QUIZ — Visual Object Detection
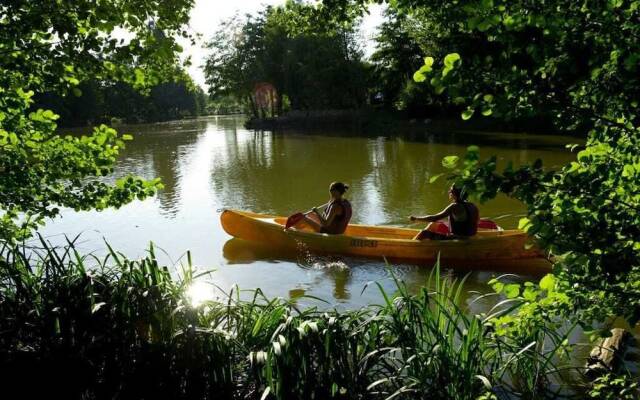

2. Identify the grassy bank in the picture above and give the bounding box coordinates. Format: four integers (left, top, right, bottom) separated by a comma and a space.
0, 238, 625, 399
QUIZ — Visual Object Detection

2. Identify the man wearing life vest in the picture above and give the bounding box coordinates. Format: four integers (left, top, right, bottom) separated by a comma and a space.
409, 184, 479, 240
304, 182, 353, 234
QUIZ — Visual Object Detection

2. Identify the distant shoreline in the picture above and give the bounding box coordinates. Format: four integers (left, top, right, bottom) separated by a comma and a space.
244, 108, 576, 137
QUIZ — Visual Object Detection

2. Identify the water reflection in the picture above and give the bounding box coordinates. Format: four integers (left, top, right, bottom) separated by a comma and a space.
204, 124, 574, 228
40, 117, 635, 388
187, 281, 213, 307
44, 115, 577, 308
223, 238, 353, 301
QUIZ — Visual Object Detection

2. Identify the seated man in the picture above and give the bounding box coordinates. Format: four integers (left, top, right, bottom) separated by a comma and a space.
303, 182, 352, 234
409, 185, 479, 240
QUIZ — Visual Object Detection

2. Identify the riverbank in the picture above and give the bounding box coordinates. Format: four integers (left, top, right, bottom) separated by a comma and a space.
245, 108, 564, 136
1, 240, 617, 400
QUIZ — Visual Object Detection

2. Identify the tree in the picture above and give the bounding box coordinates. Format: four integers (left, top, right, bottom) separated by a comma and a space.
322, 0, 640, 324
0, 0, 195, 240
369, 8, 433, 113
34, 71, 206, 126
395, 0, 640, 324
204, 1, 369, 118
204, 13, 267, 117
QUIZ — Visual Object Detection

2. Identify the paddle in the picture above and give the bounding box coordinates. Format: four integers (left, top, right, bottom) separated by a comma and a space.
284, 202, 330, 230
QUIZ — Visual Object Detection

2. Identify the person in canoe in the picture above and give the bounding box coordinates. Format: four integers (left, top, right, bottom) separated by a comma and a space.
409, 184, 479, 240
302, 182, 353, 234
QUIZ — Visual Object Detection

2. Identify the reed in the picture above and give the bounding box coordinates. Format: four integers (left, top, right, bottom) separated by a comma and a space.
0, 237, 577, 399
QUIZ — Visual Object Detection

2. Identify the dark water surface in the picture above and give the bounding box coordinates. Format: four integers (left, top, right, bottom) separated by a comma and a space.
41, 115, 578, 309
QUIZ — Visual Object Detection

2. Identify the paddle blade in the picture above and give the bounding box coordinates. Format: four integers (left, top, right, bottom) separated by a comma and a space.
285, 213, 305, 229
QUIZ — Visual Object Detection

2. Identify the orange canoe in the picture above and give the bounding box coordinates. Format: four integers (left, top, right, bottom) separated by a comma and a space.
220, 209, 551, 274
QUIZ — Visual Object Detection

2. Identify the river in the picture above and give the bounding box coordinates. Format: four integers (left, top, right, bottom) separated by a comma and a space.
39, 115, 580, 312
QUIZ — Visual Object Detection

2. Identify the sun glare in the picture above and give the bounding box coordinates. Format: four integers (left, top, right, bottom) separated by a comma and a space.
187, 281, 213, 307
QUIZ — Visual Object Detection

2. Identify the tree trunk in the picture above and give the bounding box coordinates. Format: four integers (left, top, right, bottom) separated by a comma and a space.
247, 94, 258, 119
585, 328, 633, 379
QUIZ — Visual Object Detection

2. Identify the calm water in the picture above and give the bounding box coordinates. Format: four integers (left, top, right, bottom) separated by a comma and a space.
40, 115, 578, 311
38, 115, 640, 388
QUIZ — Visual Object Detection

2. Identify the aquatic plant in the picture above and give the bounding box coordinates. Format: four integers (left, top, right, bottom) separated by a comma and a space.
0, 238, 585, 399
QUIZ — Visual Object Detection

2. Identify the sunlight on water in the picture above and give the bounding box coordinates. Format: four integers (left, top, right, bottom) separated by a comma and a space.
311, 260, 350, 271
36, 115, 624, 383
187, 281, 214, 307
41, 115, 578, 308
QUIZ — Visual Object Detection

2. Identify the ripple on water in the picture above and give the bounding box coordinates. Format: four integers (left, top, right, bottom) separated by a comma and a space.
310, 260, 351, 271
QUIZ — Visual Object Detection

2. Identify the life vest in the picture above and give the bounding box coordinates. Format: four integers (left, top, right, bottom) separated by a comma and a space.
449, 202, 479, 236
321, 199, 352, 234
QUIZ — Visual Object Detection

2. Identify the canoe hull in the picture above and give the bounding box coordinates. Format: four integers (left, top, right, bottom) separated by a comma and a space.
220, 209, 551, 273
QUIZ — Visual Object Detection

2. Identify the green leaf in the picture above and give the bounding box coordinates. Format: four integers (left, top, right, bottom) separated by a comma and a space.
423, 56, 434, 68
622, 164, 635, 178
413, 70, 427, 82
92, 302, 107, 313
539, 274, 556, 292
429, 173, 444, 183
453, 96, 466, 105
444, 53, 461, 68
518, 217, 531, 230
481, 0, 494, 8
442, 155, 460, 169
504, 284, 520, 299
461, 109, 474, 120
523, 287, 538, 301
134, 68, 146, 86
478, 19, 493, 31
491, 281, 504, 294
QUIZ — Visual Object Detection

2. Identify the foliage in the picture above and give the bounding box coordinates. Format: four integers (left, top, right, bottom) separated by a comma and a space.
207, 95, 245, 115
323, 0, 640, 325
204, 13, 266, 117
331, 0, 640, 130
588, 373, 639, 400
438, 121, 640, 325
322, 10, 639, 400
0, 240, 577, 399
35, 76, 208, 127
486, 273, 575, 397
369, 8, 424, 110
369, 6, 467, 117
204, 1, 369, 118
0, 0, 195, 241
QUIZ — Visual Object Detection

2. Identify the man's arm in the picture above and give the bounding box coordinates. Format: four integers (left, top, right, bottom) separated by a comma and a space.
410, 204, 454, 222
312, 204, 341, 227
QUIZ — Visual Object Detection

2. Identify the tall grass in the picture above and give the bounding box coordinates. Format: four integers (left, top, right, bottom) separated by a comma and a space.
0, 237, 577, 399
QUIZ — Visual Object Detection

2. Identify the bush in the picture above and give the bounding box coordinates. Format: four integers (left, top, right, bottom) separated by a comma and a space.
0, 239, 596, 399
